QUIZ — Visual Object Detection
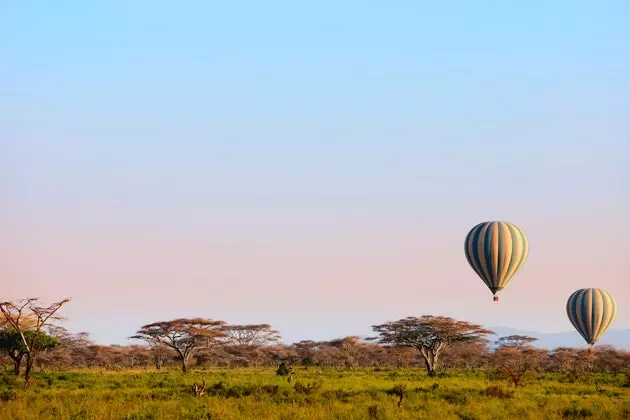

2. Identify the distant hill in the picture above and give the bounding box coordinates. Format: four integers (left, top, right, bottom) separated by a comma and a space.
489, 327, 630, 350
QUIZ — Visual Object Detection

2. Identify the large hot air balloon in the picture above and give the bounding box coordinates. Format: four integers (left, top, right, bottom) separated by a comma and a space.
566, 288, 617, 348
464, 221, 529, 302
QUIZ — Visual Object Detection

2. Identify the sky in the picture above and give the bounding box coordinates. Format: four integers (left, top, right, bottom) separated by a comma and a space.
1, 1, 628, 345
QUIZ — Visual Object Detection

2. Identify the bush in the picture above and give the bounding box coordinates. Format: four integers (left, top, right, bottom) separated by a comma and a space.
442, 391, 468, 405
276, 362, 290, 376
562, 402, 594, 419
0, 390, 17, 402
321, 389, 356, 402
261, 384, 280, 395
386, 383, 406, 397
367, 404, 381, 419
485, 386, 514, 399
293, 381, 321, 395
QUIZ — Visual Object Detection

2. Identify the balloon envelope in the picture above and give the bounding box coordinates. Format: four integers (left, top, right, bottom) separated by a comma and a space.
464, 221, 529, 299
566, 288, 617, 346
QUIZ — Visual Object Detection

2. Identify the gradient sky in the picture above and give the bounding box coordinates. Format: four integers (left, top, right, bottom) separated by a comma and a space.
1, 1, 628, 345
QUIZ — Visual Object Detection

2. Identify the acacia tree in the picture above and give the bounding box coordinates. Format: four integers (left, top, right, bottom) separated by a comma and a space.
370, 316, 494, 375
127, 326, 169, 370
493, 335, 547, 387
441, 341, 491, 370
497, 335, 538, 349
325, 336, 366, 369
0, 329, 58, 374
131, 318, 227, 373
220, 324, 281, 346
0, 298, 71, 385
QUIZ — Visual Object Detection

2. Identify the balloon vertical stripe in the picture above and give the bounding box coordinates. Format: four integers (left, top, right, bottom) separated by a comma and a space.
464, 221, 529, 297
566, 288, 617, 345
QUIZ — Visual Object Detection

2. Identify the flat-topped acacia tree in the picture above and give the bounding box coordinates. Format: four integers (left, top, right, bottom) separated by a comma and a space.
219, 324, 282, 346
370, 315, 494, 375
132, 318, 227, 372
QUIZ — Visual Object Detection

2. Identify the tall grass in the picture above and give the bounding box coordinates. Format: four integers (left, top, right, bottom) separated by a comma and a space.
0, 368, 628, 419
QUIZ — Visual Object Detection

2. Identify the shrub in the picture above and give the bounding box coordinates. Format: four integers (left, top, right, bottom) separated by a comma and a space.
442, 391, 468, 405
211, 381, 225, 391
485, 386, 514, 399
293, 381, 321, 395
387, 383, 406, 396
321, 389, 356, 402
562, 402, 594, 419
262, 384, 280, 395
276, 362, 290, 376
367, 404, 381, 419
0, 390, 17, 402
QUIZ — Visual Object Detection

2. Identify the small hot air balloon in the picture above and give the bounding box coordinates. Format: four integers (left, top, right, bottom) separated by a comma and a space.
566, 288, 617, 348
464, 221, 529, 302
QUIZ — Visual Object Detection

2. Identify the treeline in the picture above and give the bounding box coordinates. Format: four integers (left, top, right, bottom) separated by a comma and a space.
1, 298, 629, 388
4, 329, 628, 376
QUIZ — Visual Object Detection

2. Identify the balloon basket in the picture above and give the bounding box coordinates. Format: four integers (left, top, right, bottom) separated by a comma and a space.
493, 296, 499, 302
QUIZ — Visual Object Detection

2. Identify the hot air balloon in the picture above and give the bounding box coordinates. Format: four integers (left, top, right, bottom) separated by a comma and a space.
566, 288, 617, 348
464, 221, 529, 302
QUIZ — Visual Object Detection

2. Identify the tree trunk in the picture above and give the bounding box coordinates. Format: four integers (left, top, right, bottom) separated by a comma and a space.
24, 353, 35, 385
420, 344, 445, 376
13, 357, 21, 375
154, 355, 163, 369
420, 348, 437, 375
9, 352, 24, 375
423, 358, 435, 376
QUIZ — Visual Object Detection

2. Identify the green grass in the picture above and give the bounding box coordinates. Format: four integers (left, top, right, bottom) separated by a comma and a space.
0, 368, 628, 419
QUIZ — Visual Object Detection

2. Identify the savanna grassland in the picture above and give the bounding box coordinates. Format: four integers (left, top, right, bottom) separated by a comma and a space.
1, 368, 629, 420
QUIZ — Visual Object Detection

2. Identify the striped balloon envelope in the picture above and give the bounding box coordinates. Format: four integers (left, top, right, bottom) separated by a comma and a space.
464, 221, 529, 302
566, 288, 617, 347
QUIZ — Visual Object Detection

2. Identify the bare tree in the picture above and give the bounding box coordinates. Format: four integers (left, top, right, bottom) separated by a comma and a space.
548, 347, 578, 373
370, 316, 494, 375
325, 336, 366, 369
220, 324, 281, 346
131, 318, 227, 372
493, 335, 547, 387
0, 297, 71, 385
441, 341, 491, 370
128, 325, 169, 370
593, 345, 629, 375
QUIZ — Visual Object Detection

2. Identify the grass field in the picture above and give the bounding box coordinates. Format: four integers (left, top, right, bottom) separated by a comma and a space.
1, 368, 629, 419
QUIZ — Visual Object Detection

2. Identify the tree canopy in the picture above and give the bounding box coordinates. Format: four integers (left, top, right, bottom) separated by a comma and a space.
131, 318, 227, 372
370, 316, 494, 374
0, 329, 59, 374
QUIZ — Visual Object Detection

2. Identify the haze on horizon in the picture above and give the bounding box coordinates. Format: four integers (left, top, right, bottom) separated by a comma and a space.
1, 1, 628, 346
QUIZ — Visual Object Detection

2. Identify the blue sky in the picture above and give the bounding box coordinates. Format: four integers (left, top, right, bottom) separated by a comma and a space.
1, 1, 628, 345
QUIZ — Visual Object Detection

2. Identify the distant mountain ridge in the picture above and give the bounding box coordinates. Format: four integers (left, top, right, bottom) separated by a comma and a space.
488, 327, 630, 350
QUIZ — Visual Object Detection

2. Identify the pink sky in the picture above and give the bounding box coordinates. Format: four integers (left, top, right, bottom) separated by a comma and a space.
1, 0, 628, 345
3, 200, 628, 344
